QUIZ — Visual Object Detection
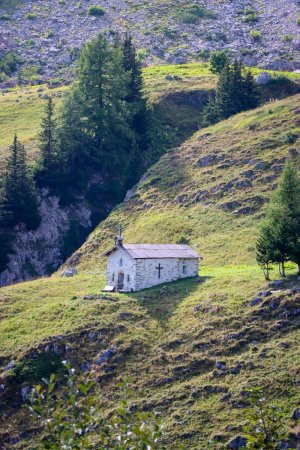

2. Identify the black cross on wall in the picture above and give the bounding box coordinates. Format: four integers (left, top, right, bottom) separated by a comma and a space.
156, 263, 163, 279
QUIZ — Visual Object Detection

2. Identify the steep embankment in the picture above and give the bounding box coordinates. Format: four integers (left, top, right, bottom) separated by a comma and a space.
1, 95, 300, 449
1, 0, 300, 85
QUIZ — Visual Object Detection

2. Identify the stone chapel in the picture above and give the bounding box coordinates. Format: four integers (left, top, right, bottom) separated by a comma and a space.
102, 228, 201, 292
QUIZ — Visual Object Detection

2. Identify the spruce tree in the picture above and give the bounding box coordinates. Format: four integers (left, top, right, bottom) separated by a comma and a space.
202, 61, 260, 125
256, 161, 300, 278
1, 135, 40, 229
122, 33, 150, 157
38, 97, 57, 171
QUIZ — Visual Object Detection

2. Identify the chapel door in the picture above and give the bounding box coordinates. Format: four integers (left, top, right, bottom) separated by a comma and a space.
117, 272, 124, 291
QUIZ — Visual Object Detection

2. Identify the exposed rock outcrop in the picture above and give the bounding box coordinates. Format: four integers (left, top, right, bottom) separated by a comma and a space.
0, 189, 91, 286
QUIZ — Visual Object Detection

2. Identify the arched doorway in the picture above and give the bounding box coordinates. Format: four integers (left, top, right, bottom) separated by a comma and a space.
117, 272, 124, 291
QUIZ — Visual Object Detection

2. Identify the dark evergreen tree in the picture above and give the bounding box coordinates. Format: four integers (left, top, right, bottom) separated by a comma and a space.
0, 135, 40, 229
256, 161, 300, 278
122, 32, 150, 158
35, 97, 61, 186
202, 61, 260, 125
209, 50, 230, 75
58, 34, 133, 187
38, 97, 57, 170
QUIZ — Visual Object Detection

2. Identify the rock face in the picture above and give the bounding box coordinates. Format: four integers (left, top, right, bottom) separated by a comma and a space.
0, 189, 91, 287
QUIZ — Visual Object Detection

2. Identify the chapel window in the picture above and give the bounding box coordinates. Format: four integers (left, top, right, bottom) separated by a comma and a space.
119, 258, 123, 266
127, 275, 130, 282
182, 265, 187, 274
112, 273, 115, 282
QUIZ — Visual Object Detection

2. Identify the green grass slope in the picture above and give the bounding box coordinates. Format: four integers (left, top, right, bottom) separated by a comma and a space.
71, 94, 300, 269
1, 93, 300, 448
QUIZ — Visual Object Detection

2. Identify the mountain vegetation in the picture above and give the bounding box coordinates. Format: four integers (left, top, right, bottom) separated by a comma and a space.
1, 92, 300, 449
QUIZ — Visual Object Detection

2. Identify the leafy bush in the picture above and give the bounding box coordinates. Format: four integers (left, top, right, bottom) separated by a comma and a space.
176, 4, 216, 24
14, 352, 65, 383
0, 14, 11, 20
88, 5, 106, 16
29, 366, 164, 449
243, 12, 258, 23
26, 12, 37, 20
243, 387, 288, 449
283, 131, 298, 144
250, 29, 262, 40
0, 51, 21, 77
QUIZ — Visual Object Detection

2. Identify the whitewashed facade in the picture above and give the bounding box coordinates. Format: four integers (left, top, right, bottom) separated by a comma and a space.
103, 235, 200, 292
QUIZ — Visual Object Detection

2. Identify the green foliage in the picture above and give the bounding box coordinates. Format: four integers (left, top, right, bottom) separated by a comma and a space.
0, 135, 40, 230
26, 12, 37, 19
250, 30, 262, 40
29, 365, 164, 449
14, 351, 65, 383
243, 387, 288, 449
88, 5, 106, 16
202, 60, 260, 125
176, 4, 216, 24
35, 97, 61, 186
0, 51, 21, 77
256, 161, 300, 277
209, 50, 229, 75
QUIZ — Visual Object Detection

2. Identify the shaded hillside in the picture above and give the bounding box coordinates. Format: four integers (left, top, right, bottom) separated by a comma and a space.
1, 95, 300, 449
69, 94, 300, 270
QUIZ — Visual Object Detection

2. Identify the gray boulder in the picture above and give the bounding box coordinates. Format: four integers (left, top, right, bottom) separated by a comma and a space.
227, 436, 247, 449
61, 267, 78, 277
256, 72, 272, 85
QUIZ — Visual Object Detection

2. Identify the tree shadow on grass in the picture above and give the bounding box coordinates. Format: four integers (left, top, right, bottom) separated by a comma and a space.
128, 276, 212, 326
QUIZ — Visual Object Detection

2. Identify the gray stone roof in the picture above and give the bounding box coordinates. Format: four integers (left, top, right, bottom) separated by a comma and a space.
103, 244, 201, 259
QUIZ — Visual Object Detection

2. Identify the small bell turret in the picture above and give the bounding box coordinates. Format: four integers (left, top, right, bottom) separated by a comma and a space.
115, 225, 124, 246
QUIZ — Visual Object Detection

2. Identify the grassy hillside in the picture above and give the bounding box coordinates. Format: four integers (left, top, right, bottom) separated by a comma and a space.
1, 63, 298, 169
71, 94, 300, 269
1, 94, 300, 449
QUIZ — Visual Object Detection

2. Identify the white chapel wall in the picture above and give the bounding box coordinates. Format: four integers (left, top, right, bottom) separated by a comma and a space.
135, 257, 199, 291
106, 247, 136, 291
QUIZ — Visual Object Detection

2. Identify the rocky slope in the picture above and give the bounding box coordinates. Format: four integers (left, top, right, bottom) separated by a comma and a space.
0, 0, 300, 85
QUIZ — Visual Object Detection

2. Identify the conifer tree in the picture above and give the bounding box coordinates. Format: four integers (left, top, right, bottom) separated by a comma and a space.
1, 135, 40, 229
38, 97, 57, 171
122, 32, 150, 155
202, 60, 260, 125
256, 161, 300, 278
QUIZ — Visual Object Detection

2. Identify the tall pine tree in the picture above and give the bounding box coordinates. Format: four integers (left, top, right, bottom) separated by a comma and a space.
1, 135, 40, 229
35, 97, 60, 186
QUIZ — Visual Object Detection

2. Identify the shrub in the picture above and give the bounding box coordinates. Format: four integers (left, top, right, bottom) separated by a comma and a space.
283, 131, 298, 144
26, 12, 37, 20
14, 352, 65, 383
29, 367, 164, 449
282, 34, 293, 42
250, 29, 262, 40
0, 14, 10, 21
244, 13, 258, 23
297, 13, 300, 26
176, 4, 216, 24
88, 5, 106, 16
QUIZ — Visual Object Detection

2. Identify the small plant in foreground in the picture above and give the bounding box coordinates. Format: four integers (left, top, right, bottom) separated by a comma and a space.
29, 363, 164, 449
243, 387, 288, 449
